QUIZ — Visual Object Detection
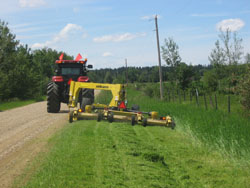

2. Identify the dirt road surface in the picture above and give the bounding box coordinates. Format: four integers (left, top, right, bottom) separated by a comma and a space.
0, 101, 68, 187
0, 90, 101, 187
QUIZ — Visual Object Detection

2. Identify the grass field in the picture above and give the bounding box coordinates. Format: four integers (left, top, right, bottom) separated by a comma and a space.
14, 86, 250, 187
15, 121, 250, 188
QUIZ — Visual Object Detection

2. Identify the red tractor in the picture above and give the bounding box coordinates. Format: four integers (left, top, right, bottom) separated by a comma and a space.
47, 53, 94, 113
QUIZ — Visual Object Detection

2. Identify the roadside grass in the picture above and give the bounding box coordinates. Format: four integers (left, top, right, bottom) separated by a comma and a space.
0, 96, 46, 111
0, 99, 35, 111
0, 95, 46, 112
127, 85, 250, 163
16, 121, 250, 188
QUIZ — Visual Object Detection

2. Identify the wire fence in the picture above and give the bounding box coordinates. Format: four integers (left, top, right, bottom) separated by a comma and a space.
164, 88, 241, 114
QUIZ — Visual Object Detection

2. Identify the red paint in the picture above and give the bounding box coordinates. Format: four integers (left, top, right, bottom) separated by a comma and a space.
77, 76, 89, 82
52, 76, 64, 82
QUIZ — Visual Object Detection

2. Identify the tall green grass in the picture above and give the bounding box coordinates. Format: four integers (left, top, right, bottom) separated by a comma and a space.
127, 86, 250, 163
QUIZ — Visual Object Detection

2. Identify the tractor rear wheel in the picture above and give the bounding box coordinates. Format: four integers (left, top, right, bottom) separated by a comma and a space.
47, 82, 61, 113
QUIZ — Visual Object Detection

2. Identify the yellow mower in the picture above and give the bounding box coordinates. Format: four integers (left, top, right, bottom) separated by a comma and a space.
68, 81, 175, 129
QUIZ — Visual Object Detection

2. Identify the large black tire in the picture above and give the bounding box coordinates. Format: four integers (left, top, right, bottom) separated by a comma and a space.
47, 82, 61, 113
142, 118, 147, 127
80, 89, 94, 111
108, 112, 114, 123
131, 115, 136, 126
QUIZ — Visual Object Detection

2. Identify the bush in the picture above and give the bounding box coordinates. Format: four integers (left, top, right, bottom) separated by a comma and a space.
143, 85, 154, 97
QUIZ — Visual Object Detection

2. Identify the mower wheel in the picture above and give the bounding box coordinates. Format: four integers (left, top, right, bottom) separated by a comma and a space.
97, 112, 103, 122
108, 112, 114, 123
171, 120, 176, 130
142, 118, 147, 127
131, 115, 136, 126
69, 111, 73, 123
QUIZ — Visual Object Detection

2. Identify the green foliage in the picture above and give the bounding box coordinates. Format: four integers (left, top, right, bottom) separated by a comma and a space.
104, 71, 113, 83
245, 53, 250, 64
161, 37, 181, 67
238, 65, 250, 114
203, 69, 218, 92
0, 20, 73, 101
176, 63, 195, 90
208, 40, 226, 66
0, 20, 19, 100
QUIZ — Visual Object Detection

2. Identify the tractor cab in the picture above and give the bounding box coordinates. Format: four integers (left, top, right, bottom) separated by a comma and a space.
47, 53, 94, 113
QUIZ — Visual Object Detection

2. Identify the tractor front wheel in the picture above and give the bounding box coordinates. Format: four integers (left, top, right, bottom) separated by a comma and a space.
47, 82, 61, 113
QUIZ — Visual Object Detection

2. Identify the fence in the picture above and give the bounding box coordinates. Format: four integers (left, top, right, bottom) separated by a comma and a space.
165, 88, 237, 114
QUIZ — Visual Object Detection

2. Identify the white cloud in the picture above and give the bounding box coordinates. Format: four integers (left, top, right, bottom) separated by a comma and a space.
93, 32, 146, 43
19, 0, 46, 8
32, 23, 86, 48
140, 14, 161, 20
216, 18, 245, 32
102, 52, 113, 57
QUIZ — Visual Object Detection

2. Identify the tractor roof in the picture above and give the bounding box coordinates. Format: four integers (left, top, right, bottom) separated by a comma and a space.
55, 60, 87, 64
55, 53, 87, 64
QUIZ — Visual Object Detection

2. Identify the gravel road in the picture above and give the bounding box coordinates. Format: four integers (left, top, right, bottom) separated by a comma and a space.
0, 90, 101, 187
0, 101, 69, 187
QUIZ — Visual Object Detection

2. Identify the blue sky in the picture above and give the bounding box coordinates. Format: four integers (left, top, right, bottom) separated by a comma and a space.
0, 0, 249, 68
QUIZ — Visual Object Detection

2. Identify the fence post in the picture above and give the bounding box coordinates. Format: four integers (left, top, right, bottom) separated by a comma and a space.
209, 95, 214, 108
215, 94, 218, 110
172, 90, 175, 102
228, 95, 231, 113
204, 94, 207, 110
178, 89, 181, 103
195, 88, 199, 107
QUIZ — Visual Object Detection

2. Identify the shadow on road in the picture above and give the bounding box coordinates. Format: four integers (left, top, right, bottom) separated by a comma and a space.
59, 110, 69, 113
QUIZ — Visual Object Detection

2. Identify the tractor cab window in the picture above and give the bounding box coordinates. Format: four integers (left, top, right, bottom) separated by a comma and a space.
61, 67, 80, 75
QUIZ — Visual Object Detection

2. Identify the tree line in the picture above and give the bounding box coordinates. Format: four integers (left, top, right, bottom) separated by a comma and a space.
0, 20, 72, 101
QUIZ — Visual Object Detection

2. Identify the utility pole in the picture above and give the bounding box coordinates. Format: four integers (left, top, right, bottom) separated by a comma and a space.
125, 58, 128, 86
155, 15, 164, 100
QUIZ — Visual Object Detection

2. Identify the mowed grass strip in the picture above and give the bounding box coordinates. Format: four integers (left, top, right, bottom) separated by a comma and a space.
20, 120, 250, 188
